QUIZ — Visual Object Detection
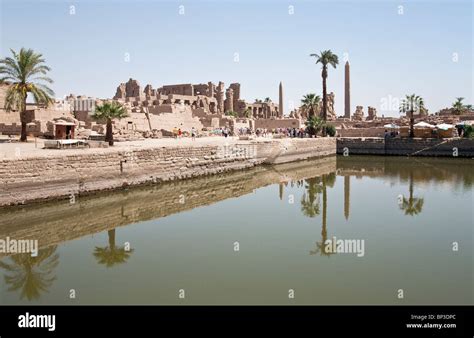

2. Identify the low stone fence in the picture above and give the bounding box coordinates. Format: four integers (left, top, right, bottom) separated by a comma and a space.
336, 127, 386, 138
0, 137, 336, 206
337, 137, 474, 157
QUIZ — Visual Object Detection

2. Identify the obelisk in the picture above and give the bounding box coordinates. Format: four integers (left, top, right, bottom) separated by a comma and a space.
279, 81, 284, 117
344, 61, 350, 119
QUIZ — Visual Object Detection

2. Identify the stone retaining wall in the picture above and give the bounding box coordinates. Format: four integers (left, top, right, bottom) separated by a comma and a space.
337, 137, 474, 157
0, 138, 336, 206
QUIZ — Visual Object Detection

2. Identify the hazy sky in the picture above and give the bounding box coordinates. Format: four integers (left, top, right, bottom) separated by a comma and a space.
1, 0, 472, 117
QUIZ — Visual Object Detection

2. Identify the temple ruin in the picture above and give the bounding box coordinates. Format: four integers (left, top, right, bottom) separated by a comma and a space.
1, 72, 472, 141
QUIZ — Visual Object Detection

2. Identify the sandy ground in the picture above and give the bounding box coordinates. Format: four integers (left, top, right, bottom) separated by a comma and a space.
0, 136, 272, 160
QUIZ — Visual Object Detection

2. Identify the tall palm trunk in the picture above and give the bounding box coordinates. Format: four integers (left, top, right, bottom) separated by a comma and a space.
106, 118, 114, 146
20, 111, 28, 142
409, 111, 414, 138
20, 94, 27, 142
321, 67, 328, 136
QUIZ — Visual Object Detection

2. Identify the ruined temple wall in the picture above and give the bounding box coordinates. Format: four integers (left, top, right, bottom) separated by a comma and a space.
254, 118, 301, 129
0, 84, 8, 109
0, 108, 72, 135
0, 110, 20, 124
148, 109, 203, 132
160, 84, 193, 96
115, 112, 150, 132
114, 106, 204, 132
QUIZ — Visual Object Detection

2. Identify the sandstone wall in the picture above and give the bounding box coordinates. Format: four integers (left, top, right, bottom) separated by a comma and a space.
337, 138, 385, 155
0, 107, 72, 135
337, 137, 474, 157
256, 138, 335, 164
0, 138, 336, 206
254, 118, 301, 130
385, 138, 474, 156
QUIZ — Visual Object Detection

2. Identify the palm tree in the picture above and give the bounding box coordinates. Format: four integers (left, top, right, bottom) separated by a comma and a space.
264, 97, 272, 103
310, 50, 339, 126
399, 172, 424, 216
93, 229, 134, 268
301, 93, 321, 118
452, 97, 466, 115
0, 48, 55, 142
399, 94, 425, 138
0, 246, 59, 300
304, 115, 325, 136
92, 101, 128, 146
465, 104, 473, 111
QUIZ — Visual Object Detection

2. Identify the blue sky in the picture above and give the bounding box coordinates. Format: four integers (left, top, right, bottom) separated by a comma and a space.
1, 0, 472, 116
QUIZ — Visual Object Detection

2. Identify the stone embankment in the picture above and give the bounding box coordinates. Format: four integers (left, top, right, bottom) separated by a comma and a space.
337, 137, 474, 157
0, 138, 336, 206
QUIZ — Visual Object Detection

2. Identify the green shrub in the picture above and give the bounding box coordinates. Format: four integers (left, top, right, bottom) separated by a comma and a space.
325, 124, 336, 137
464, 125, 474, 138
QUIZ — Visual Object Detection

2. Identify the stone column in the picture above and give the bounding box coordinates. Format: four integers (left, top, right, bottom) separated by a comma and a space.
229, 83, 240, 112
217, 82, 225, 113
225, 88, 234, 112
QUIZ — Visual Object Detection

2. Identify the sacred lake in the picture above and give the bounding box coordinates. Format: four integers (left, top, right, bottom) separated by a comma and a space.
0, 155, 472, 305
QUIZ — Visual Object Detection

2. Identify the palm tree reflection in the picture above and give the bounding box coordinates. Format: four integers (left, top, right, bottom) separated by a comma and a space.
310, 174, 337, 257
93, 229, 134, 268
299, 173, 337, 257
300, 177, 323, 217
0, 246, 59, 300
399, 172, 424, 216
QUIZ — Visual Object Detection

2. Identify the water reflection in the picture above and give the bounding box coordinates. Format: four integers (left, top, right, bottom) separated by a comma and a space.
0, 246, 59, 300
93, 229, 134, 268
300, 177, 323, 218
344, 175, 350, 220
0, 155, 472, 303
303, 173, 337, 257
399, 172, 424, 216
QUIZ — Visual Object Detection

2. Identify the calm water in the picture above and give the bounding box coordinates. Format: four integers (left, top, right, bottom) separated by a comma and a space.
0, 156, 472, 305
